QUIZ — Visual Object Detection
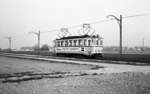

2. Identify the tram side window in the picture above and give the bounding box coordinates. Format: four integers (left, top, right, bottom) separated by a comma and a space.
93, 39, 96, 46
69, 40, 72, 47
96, 40, 99, 46
88, 40, 91, 46
84, 39, 87, 46
74, 40, 77, 47
78, 39, 81, 46
65, 40, 68, 47
61, 41, 64, 47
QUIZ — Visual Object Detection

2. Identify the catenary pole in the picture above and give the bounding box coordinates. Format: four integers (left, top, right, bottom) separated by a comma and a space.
29, 30, 41, 52
107, 15, 123, 56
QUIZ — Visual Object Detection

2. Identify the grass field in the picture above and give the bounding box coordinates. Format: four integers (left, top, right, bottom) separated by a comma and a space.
102, 53, 150, 63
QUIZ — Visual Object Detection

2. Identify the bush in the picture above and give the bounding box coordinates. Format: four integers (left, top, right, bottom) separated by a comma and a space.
32, 45, 40, 51
40, 44, 49, 51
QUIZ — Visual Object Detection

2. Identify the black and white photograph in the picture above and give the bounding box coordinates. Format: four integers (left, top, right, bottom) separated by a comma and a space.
0, 0, 150, 94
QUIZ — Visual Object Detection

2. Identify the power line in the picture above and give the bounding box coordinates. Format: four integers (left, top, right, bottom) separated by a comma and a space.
40, 12, 150, 34
123, 13, 150, 19
85, 19, 110, 25
41, 19, 109, 34
41, 29, 59, 33
68, 19, 110, 28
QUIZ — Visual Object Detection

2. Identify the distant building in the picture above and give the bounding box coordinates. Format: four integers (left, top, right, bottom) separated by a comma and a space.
20, 47, 33, 51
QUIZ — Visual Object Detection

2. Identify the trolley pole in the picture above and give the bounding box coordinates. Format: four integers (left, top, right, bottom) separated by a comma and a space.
107, 15, 123, 56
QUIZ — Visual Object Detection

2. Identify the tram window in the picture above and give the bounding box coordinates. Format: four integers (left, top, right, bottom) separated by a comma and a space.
88, 40, 91, 46
65, 40, 68, 47
84, 39, 87, 46
80, 40, 84, 46
61, 41, 64, 47
96, 40, 99, 46
93, 39, 96, 46
74, 40, 77, 46
69, 40, 72, 47
78, 39, 81, 46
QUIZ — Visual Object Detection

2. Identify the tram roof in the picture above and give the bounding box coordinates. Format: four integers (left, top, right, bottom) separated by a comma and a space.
56, 34, 102, 40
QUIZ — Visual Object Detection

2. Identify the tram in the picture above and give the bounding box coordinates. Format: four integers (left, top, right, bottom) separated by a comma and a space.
54, 34, 103, 57
53, 24, 103, 58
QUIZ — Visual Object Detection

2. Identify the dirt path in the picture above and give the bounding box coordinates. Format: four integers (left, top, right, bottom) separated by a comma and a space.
0, 55, 150, 94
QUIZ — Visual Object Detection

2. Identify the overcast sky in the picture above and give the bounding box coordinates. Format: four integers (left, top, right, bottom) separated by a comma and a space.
0, 0, 150, 49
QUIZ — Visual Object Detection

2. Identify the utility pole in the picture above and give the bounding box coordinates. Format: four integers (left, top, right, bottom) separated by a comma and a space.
142, 38, 144, 51
29, 30, 41, 51
107, 15, 123, 57
120, 15, 122, 56
5, 36, 12, 50
38, 30, 40, 51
